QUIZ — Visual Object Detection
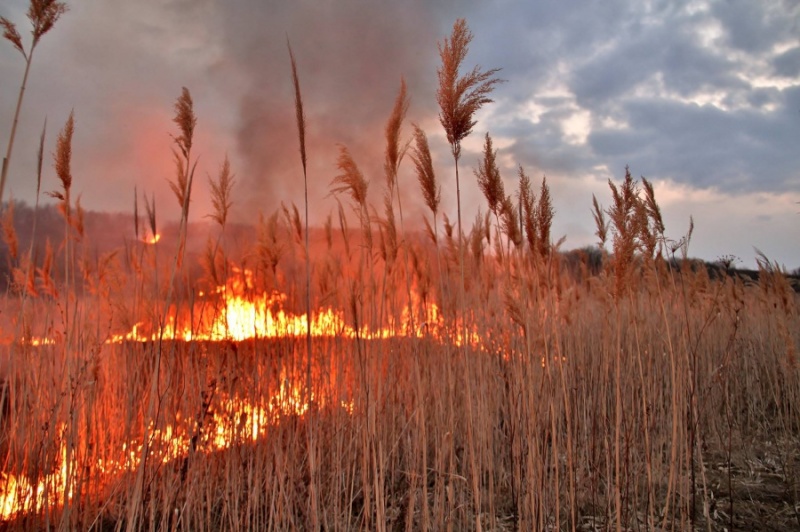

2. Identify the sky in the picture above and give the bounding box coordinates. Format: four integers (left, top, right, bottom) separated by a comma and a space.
0, 0, 798, 269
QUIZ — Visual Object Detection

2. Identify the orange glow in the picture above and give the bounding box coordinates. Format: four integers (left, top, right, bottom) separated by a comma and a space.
141, 232, 160, 244
0, 372, 350, 521
107, 268, 469, 345
2, 269, 484, 519
24, 267, 481, 350
0, 428, 71, 521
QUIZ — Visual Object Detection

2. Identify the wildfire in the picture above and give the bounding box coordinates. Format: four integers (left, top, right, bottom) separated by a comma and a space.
2, 269, 476, 521
0, 440, 68, 521
0, 369, 349, 521
110, 268, 455, 344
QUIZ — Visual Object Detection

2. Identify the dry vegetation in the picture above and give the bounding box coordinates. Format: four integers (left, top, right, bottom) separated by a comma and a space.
1, 10, 799, 532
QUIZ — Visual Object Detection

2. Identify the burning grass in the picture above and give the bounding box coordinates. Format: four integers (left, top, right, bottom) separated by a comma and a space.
0, 11, 799, 531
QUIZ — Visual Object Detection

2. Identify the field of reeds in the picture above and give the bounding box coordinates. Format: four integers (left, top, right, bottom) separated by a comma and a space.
1, 6, 799, 531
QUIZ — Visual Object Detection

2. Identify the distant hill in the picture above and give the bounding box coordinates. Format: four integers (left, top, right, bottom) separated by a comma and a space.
1, 201, 797, 294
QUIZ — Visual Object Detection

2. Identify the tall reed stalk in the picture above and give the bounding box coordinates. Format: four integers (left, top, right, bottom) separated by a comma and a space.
0, 0, 67, 207
126, 87, 197, 532
287, 40, 321, 530
437, 19, 501, 530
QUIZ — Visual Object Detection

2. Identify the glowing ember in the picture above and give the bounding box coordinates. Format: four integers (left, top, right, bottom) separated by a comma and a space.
0, 428, 71, 521
142, 232, 160, 244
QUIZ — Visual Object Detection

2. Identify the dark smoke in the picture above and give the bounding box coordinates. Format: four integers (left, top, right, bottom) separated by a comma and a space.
213, 1, 449, 223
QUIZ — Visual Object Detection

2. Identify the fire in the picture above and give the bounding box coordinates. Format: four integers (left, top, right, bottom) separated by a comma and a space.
0, 369, 346, 521
0, 428, 72, 521
142, 232, 160, 245
2, 269, 476, 520
110, 267, 459, 344
22, 268, 479, 351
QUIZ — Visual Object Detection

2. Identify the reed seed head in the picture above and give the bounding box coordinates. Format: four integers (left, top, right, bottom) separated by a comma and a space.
287, 39, 307, 174
0, 17, 24, 56
28, 0, 68, 46
475, 132, 504, 217
385, 78, 409, 190
332, 145, 368, 211
411, 125, 440, 215
436, 18, 502, 160
172, 87, 196, 159
54, 111, 74, 194
208, 155, 235, 228
518, 166, 538, 253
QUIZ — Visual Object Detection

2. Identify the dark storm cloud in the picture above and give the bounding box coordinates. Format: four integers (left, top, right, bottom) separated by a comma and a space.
773, 47, 800, 78
463, 0, 800, 195
711, 0, 797, 53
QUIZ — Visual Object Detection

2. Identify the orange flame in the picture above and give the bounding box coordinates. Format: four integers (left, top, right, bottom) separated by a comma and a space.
0, 370, 350, 521
3, 268, 487, 520
110, 268, 461, 344
141, 232, 160, 245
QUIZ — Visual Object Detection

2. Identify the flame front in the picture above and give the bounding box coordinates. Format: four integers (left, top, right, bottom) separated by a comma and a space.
0, 368, 348, 521
111, 268, 459, 344
4, 268, 474, 521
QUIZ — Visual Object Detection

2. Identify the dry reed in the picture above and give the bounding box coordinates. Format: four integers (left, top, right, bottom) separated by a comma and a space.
0, 0, 68, 206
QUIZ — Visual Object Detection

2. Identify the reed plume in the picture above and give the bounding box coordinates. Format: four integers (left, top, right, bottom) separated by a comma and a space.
72, 194, 84, 240
470, 208, 485, 266
144, 192, 157, 242
475, 133, 504, 218
324, 213, 333, 250
257, 210, 284, 281
332, 146, 369, 211
133, 186, 140, 240
437, 19, 502, 162
536, 176, 553, 259
208, 155, 235, 228
518, 166, 538, 254
380, 193, 398, 268
281, 201, 303, 245
411, 125, 440, 217
591, 194, 608, 248
332, 146, 372, 258
0, 18, 24, 56
0, 0, 68, 206
168, 88, 197, 219
500, 195, 522, 249
635, 197, 657, 259
288, 40, 307, 176
384, 78, 409, 192
640, 178, 664, 236
608, 167, 639, 299
172, 87, 196, 159
48, 111, 74, 220
437, 17, 502, 278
